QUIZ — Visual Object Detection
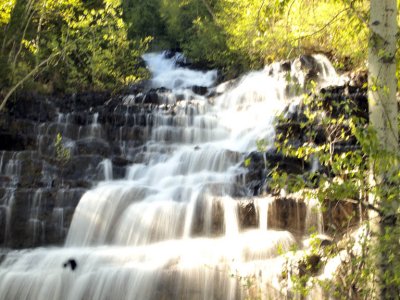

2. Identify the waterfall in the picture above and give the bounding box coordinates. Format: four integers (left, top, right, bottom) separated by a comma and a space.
0, 52, 342, 299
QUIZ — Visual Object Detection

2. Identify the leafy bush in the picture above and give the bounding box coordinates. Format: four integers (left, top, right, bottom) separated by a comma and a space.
0, 0, 150, 99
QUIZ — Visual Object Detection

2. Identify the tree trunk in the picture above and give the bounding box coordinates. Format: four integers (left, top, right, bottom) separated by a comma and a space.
368, 0, 398, 298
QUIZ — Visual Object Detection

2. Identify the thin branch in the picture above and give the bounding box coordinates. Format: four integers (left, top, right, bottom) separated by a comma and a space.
0, 51, 61, 112
199, 0, 215, 20
291, 8, 350, 42
342, 0, 368, 27
11, 10, 35, 69
256, 0, 266, 29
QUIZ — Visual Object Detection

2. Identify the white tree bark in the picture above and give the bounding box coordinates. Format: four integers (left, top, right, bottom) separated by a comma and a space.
368, 0, 398, 151
368, 0, 398, 298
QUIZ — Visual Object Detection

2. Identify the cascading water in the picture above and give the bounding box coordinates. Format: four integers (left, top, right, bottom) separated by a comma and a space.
0, 52, 337, 299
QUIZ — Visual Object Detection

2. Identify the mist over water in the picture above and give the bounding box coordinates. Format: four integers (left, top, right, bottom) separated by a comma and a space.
0, 52, 337, 299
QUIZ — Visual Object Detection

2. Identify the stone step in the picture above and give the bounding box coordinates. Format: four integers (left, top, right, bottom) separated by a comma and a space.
2, 187, 86, 248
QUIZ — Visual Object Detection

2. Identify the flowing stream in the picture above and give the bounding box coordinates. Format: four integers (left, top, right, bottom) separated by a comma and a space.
0, 52, 340, 299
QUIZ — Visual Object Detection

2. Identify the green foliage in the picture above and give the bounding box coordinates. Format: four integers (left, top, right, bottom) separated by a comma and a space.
244, 157, 251, 168
156, 0, 369, 75
0, 0, 151, 98
182, 17, 231, 69
122, 0, 165, 41
265, 82, 400, 297
86, 0, 374, 77
55, 133, 71, 165
0, 0, 15, 25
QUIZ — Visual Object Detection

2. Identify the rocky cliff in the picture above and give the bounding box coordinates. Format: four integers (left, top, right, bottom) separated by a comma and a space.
0, 55, 368, 249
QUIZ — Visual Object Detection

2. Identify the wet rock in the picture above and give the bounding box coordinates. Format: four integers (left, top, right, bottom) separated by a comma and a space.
69, 111, 88, 126
122, 80, 149, 95
112, 166, 126, 180
317, 85, 368, 119
0, 176, 12, 188
237, 200, 257, 229
272, 78, 368, 186
0, 91, 138, 248
57, 92, 111, 113
268, 197, 306, 235
0, 133, 27, 151
192, 85, 208, 95
143, 90, 160, 104
298, 254, 322, 276
51, 178, 92, 189
299, 55, 323, 84
141, 88, 172, 105
7, 189, 34, 248
243, 152, 266, 196
190, 195, 225, 236
17, 159, 44, 188
348, 69, 368, 87
244, 150, 310, 196
323, 200, 360, 233
63, 258, 78, 271
6, 93, 57, 122
62, 155, 104, 181
275, 122, 304, 142
200, 183, 247, 198
266, 150, 310, 174
75, 138, 111, 157
163, 49, 182, 60
112, 156, 132, 167
281, 60, 292, 72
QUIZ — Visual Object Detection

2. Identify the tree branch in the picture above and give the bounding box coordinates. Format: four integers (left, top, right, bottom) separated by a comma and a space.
291, 8, 350, 42
199, 0, 215, 20
0, 51, 60, 112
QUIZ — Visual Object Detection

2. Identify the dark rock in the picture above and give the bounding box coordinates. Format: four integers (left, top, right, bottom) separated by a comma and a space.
281, 60, 291, 72
143, 90, 159, 104
192, 86, 208, 95
112, 156, 132, 167
70, 112, 88, 126
6, 93, 57, 122
238, 200, 257, 229
58, 92, 111, 113
299, 55, 322, 84
0, 206, 6, 243
323, 200, 360, 233
0, 176, 12, 188
265, 150, 309, 174
163, 49, 182, 60
299, 254, 322, 276
112, 166, 126, 180
62, 155, 104, 181
244, 149, 310, 196
190, 194, 225, 236
63, 258, 78, 271
17, 159, 44, 188
0, 133, 27, 151
275, 122, 304, 142
349, 69, 368, 87
122, 80, 149, 95
7, 189, 34, 248
75, 138, 111, 157
243, 152, 266, 196
268, 197, 306, 235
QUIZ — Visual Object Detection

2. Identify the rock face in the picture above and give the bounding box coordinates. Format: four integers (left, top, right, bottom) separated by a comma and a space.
243, 76, 368, 235
0, 52, 367, 249
0, 88, 165, 248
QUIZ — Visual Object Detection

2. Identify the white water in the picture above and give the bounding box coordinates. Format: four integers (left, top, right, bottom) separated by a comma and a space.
0, 52, 337, 299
